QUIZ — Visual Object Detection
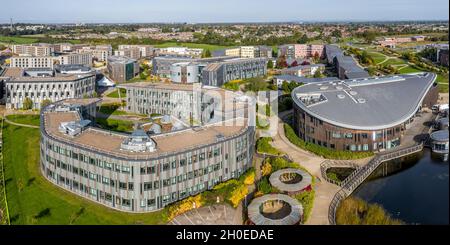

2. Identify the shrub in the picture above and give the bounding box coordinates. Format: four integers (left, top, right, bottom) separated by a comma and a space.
284, 124, 374, 160
256, 137, 284, 156
336, 197, 403, 225
257, 177, 273, 194
243, 170, 256, 186
261, 161, 272, 177
167, 194, 204, 220
294, 190, 315, 223
228, 185, 249, 208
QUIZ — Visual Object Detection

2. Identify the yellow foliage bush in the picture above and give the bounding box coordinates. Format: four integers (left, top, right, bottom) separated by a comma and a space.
168, 194, 204, 220
261, 161, 272, 176
228, 184, 249, 208
243, 171, 255, 185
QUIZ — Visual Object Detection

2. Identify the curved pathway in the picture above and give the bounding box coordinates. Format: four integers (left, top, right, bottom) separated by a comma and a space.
268, 110, 371, 225
2, 116, 39, 129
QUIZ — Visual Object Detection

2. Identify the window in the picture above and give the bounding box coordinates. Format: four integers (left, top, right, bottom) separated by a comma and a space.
119, 182, 127, 190
162, 163, 170, 171
122, 198, 131, 207
147, 199, 156, 207
363, 144, 369, 151
143, 182, 152, 191
332, 132, 341, 139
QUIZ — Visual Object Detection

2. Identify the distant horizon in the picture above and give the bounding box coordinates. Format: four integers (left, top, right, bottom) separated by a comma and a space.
1, 0, 448, 24
1, 19, 449, 25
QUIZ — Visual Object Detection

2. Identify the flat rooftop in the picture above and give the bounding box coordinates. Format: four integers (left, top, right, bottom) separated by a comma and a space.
43, 111, 248, 159
292, 73, 437, 130
1, 67, 95, 82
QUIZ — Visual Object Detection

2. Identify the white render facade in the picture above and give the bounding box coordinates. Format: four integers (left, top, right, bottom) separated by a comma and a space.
5, 73, 96, 110
40, 99, 255, 213
10, 56, 54, 69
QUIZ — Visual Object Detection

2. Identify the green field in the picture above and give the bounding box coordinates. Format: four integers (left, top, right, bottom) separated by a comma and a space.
5, 115, 40, 126
2, 120, 168, 224
154, 42, 231, 51
367, 52, 387, 64
398, 65, 425, 74
382, 58, 407, 66
95, 117, 134, 133
0, 35, 38, 44
106, 88, 127, 98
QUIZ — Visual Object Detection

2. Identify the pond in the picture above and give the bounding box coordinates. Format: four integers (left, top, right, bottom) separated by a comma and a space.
353, 149, 449, 225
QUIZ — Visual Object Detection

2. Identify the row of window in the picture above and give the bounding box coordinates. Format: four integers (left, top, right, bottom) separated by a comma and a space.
46, 153, 224, 191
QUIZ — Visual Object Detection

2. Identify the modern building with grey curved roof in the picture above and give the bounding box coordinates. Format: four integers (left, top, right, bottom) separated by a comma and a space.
291, 73, 439, 152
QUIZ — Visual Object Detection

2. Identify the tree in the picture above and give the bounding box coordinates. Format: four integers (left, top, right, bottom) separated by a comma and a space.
281, 81, 291, 93
313, 70, 323, 78
331, 29, 342, 38
202, 49, 212, 58
22, 97, 33, 110
313, 52, 320, 62
41, 99, 52, 108
276, 55, 288, 69
290, 60, 299, 67
267, 60, 274, 69
298, 34, 308, 44
361, 31, 377, 44
245, 77, 267, 92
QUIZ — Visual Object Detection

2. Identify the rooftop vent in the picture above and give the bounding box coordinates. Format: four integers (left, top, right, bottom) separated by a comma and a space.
216, 133, 225, 142
121, 130, 156, 152
358, 98, 366, 103
320, 86, 329, 90
58, 120, 91, 137
161, 115, 171, 124
337, 94, 346, 99
336, 86, 343, 90
349, 91, 358, 96
149, 124, 162, 134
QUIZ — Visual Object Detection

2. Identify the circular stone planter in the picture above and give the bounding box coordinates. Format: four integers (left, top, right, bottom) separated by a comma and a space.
269, 168, 312, 193
247, 194, 303, 225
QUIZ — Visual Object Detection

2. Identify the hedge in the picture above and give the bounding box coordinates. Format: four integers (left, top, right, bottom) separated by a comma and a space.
284, 124, 374, 160
256, 137, 284, 156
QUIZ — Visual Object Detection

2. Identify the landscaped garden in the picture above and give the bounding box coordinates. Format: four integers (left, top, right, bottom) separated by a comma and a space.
284, 124, 374, 160
5, 115, 40, 127
1, 116, 257, 224
255, 157, 315, 224
336, 197, 403, 225
256, 137, 284, 156
106, 88, 127, 98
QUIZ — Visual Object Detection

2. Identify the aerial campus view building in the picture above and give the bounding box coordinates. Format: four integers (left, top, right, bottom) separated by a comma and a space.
153, 56, 267, 86
0, 65, 96, 109
291, 73, 439, 152
39, 83, 256, 212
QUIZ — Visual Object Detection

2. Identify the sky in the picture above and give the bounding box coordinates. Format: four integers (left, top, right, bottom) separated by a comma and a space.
1, 0, 448, 24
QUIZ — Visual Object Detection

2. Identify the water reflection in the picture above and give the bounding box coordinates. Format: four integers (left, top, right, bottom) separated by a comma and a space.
353, 149, 449, 225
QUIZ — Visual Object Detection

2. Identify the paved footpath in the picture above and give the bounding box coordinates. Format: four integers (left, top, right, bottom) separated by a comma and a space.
269, 111, 372, 225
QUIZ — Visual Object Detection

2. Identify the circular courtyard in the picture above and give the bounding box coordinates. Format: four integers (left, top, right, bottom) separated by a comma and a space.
269, 168, 312, 194
247, 194, 303, 225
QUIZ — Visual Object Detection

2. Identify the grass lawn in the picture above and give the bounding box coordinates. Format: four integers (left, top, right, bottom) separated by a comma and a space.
368, 52, 387, 64
98, 104, 128, 116
5, 115, 40, 126
2, 121, 168, 224
382, 58, 407, 66
0, 35, 38, 44
106, 88, 127, 98
95, 117, 134, 133
154, 42, 231, 51
398, 65, 425, 74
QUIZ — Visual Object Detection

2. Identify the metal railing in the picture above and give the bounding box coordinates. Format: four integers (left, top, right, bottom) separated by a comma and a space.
320, 160, 361, 187
328, 143, 424, 225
